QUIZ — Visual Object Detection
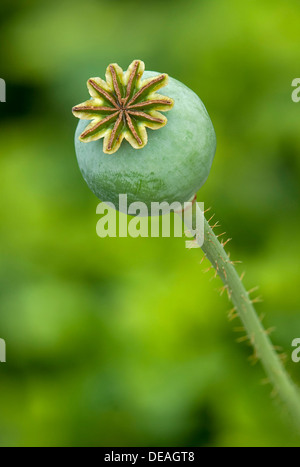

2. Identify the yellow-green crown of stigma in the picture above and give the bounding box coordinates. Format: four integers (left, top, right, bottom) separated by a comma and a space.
72, 60, 174, 155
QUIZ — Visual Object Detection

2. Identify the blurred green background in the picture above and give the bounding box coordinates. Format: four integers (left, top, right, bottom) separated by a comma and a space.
1, 0, 300, 447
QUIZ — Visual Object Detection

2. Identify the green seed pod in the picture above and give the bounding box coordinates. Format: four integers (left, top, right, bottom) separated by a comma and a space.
73, 60, 216, 212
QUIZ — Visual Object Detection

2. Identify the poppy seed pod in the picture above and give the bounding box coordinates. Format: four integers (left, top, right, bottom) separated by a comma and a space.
73, 60, 216, 212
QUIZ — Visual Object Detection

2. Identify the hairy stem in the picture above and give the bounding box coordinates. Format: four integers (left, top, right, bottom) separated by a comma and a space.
184, 202, 300, 429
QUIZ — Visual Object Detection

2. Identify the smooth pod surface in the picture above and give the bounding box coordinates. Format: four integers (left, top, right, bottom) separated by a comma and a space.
75, 71, 216, 212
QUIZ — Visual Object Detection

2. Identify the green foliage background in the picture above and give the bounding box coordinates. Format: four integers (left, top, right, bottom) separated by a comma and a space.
0, 0, 300, 447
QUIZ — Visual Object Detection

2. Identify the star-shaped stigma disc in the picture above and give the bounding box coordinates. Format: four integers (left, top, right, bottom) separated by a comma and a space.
72, 60, 174, 154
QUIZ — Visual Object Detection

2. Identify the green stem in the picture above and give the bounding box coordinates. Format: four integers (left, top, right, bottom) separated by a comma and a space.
186, 204, 300, 429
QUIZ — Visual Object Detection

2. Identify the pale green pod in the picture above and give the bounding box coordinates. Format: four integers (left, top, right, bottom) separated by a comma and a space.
74, 71, 216, 212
